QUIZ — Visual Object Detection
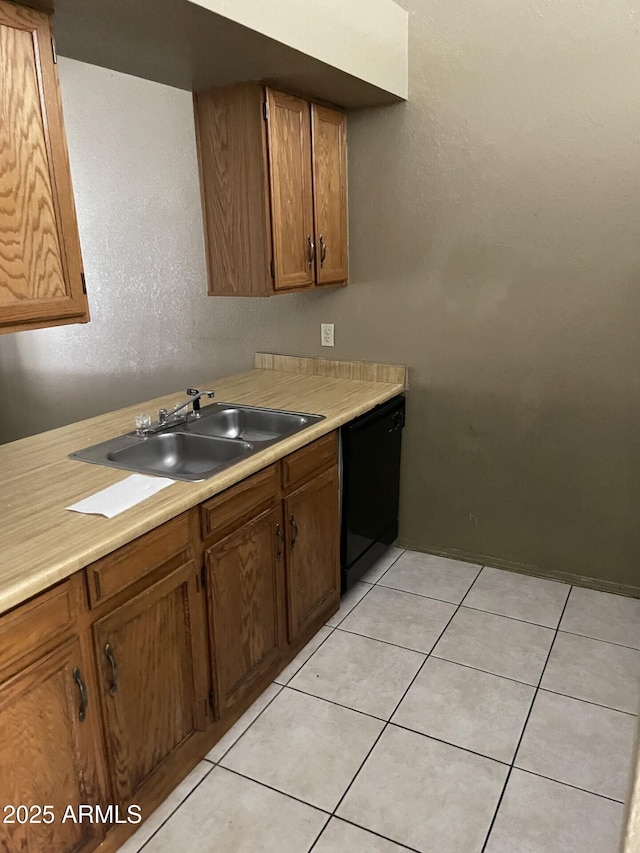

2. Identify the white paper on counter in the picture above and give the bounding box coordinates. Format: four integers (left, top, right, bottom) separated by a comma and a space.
66, 474, 176, 519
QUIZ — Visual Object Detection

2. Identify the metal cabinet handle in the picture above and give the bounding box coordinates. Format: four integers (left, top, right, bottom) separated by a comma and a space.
104, 643, 119, 696
73, 667, 88, 722
290, 514, 298, 548
275, 523, 284, 558
307, 235, 315, 267
319, 235, 327, 268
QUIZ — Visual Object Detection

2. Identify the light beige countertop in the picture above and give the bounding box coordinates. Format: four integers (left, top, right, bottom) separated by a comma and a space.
0, 355, 406, 617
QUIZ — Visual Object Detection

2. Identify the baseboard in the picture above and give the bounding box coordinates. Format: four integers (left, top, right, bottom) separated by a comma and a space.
396, 541, 640, 600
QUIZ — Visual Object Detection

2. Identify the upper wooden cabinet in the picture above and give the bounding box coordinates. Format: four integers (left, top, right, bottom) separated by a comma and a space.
0, 0, 89, 334
194, 82, 348, 296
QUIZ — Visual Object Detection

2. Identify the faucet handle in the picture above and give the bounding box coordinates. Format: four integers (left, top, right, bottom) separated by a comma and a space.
186, 388, 215, 416
186, 388, 215, 397
135, 414, 152, 435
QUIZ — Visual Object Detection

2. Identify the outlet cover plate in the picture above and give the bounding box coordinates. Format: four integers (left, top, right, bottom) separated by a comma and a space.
321, 323, 335, 347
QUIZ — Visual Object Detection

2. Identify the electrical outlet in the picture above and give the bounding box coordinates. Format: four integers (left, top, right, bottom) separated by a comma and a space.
321, 323, 335, 347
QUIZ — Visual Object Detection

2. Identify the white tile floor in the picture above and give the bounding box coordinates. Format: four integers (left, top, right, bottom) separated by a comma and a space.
120, 548, 640, 853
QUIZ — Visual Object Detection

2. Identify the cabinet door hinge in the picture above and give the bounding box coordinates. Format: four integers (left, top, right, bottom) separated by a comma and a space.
80, 272, 86, 295
270, 259, 275, 279
208, 689, 215, 712
263, 101, 269, 121
51, 37, 58, 64
200, 565, 207, 590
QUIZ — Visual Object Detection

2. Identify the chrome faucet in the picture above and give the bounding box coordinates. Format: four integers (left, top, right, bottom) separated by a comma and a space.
158, 388, 215, 424
136, 388, 215, 436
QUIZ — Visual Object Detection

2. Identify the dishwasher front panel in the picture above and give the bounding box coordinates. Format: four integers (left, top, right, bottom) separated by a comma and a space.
340, 395, 405, 589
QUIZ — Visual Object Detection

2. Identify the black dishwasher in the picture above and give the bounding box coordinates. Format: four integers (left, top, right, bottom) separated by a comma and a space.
340, 395, 405, 592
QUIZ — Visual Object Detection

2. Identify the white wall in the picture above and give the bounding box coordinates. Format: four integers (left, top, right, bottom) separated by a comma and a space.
190, 0, 408, 98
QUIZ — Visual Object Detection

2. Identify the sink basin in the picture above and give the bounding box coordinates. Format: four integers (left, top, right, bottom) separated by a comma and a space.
106, 433, 253, 481
69, 403, 324, 482
185, 404, 318, 443
70, 431, 254, 482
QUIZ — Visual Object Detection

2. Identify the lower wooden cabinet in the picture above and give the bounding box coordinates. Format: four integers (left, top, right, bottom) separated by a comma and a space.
206, 504, 286, 716
0, 637, 106, 853
92, 560, 206, 806
0, 430, 342, 853
284, 465, 340, 644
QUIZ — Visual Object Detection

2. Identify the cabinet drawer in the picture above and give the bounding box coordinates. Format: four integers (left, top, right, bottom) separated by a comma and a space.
201, 464, 279, 544
0, 579, 77, 673
86, 513, 192, 607
281, 432, 337, 492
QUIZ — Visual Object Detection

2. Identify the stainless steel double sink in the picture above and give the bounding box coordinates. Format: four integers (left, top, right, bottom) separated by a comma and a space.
69, 403, 325, 482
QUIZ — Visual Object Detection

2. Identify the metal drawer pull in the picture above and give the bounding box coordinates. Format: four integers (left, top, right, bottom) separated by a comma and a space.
307, 235, 315, 267
319, 235, 327, 267
290, 514, 298, 547
276, 523, 284, 558
73, 667, 88, 722
104, 643, 119, 696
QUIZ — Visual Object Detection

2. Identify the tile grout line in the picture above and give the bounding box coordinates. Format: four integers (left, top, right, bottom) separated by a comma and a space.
536, 686, 638, 718
456, 602, 567, 630
282, 682, 388, 723
516, 767, 627, 805
306, 815, 332, 853
136, 763, 216, 852
350, 547, 406, 588
326, 581, 376, 628
218, 765, 333, 816
557, 628, 640, 653
479, 583, 574, 853
215, 621, 343, 767
387, 720, 509, 767
308, 815, 423, 853
328, 547, 407, 629
274, 625, 337, 686
211, 682, 288, 766
334, 623, 450, 656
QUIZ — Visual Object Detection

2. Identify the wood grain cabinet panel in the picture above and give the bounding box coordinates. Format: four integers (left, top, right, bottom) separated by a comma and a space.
266, 89, 314, 292
284, 465, 340, 644
206, 504, 285, 716
312, 104, 348, 286
0, 0, 88, 333
281, 431, 337, 493
92, 562, 206, 806
194, 82, 347, 296
0, 638, 106, 853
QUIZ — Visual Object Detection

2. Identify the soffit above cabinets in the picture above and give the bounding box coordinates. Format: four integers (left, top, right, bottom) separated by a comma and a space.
39, 0, 408, 109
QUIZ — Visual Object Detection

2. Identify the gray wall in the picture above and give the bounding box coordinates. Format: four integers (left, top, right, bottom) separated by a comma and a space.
1, 0, 639, 594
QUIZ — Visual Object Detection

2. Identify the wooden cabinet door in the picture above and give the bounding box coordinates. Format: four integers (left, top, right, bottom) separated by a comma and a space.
0, 1, 88, 333
0, 638, 105, 853
266, 89, 315, 292
312, 104, 348, 286
93, 562, 205, 805
284, 466, 340, 643
206, 505, 285, 715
